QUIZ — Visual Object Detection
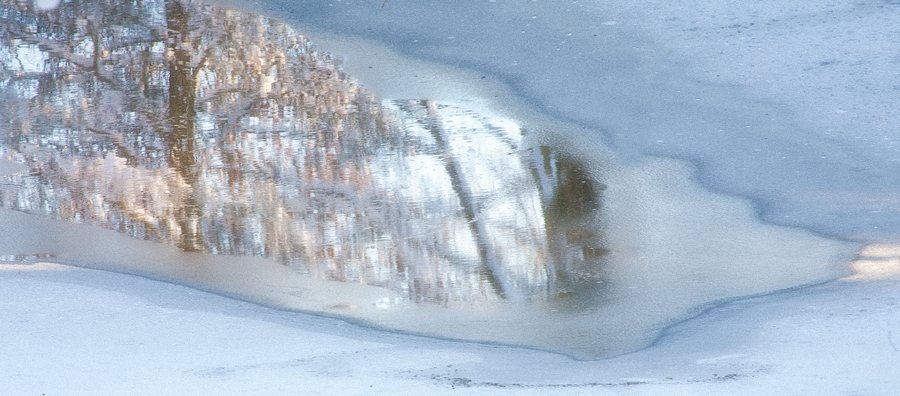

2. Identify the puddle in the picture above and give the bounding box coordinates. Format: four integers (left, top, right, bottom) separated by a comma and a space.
0, 0, 855, 358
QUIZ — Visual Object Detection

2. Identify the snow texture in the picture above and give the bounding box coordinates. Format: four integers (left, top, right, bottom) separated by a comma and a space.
2, 260, 899, 395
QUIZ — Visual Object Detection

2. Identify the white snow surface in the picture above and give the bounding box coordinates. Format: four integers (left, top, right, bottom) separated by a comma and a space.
4, 0, 900, 393
2, 259, 899, 395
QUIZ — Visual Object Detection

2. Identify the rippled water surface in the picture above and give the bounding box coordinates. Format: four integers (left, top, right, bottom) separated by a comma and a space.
0, 0, 855, 358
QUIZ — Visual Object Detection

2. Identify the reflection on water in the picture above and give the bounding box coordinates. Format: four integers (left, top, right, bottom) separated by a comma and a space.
1, 0, 855, 359
0, 0, 604, 306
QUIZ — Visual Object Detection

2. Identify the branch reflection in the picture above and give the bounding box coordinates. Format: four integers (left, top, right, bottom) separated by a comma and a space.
0, 0, 606, 307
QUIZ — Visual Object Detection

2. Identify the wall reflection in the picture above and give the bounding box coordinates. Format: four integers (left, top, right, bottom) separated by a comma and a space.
0, 0, 605, 306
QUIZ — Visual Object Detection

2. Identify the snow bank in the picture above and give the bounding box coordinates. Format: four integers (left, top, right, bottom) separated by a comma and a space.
2, 259, 898, 395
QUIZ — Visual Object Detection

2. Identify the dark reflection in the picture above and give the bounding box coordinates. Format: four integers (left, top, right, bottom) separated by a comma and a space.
165, 0, 202, 251
0, 0, 605, 306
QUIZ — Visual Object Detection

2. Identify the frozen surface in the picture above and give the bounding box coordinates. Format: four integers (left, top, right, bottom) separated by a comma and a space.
227, 0, 900, 243
0, 0, 859, 359
2, 259, 899, 395
2, 0, 900, 392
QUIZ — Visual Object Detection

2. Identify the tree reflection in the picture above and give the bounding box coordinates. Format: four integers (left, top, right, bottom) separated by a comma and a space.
165, 0, 202, 251
0, 0, 607, 306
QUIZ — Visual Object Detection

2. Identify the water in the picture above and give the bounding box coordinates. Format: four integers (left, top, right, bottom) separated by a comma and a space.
0, 0, 855, 358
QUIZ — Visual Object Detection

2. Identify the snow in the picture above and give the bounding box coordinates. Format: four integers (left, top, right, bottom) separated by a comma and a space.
3, 0, 900, 393
2, 259, 899, 395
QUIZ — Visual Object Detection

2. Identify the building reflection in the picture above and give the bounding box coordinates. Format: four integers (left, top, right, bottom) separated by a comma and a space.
0, 0, 606, 306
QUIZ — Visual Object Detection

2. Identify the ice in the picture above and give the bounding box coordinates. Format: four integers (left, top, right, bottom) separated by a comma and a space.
0, 0, 858, 358
233, 0, 900, 243
1, 0, 899, 392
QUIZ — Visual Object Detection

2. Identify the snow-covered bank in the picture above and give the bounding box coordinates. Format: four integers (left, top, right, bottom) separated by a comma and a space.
2, 260, 898, 395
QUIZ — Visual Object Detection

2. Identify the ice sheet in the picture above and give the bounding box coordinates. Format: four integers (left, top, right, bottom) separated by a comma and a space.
0, 0, 868, 359
228, 0, 900, 243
